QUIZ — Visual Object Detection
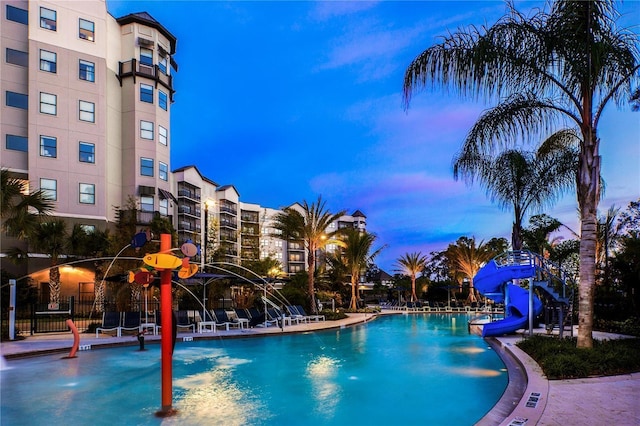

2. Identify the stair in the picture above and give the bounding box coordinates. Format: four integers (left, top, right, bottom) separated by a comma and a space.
533, 280, 571, 305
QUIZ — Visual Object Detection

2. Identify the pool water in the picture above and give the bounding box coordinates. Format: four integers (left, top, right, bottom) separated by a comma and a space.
1, 314, 507, 425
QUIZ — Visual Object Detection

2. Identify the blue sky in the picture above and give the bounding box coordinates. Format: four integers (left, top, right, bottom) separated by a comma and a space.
107, 1, 640, 272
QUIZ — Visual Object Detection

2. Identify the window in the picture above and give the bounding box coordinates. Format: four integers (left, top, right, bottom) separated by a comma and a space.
7, 5, 28, 25
79, 60, 95, 82
140, 48, 153, 66
159, 198, 169, 216
140, 121, 154, 140
6, 91, 28, 109
140, 84, 153, 103
158, 55, 168, 74
6, 134, 28, 152
79, 18, 94, 41
79, 142, 95, 163
40, 136, 57, 158
159, 126, 168, 146
140, 158, 154, 176
40, 92, 57, 115
140, 196, 154, 212
159, 162, 168, 181
79, 183, 95, 204
40, 7, 56, 31
79, 100, 95, 122
80, 224, 95, 233
159, 90, 168, 110
6, 48, 28, 67
39, 50, 57, 73
40, 178, 57, 201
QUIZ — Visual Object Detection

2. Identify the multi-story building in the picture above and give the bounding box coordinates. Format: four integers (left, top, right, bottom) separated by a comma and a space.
1, 0, 369, 299
1, 1, 177, 284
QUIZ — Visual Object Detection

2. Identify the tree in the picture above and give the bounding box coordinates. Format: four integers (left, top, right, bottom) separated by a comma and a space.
454, 138, 577, 250
30, 219, 68, 304
445, 237, 495, 303
395, 252, 428, 302
338, 228, 384, 310
404, 0, 640, 348
522, 214, 563, 256
1, 169, 54, 240
271, 196, 346, 313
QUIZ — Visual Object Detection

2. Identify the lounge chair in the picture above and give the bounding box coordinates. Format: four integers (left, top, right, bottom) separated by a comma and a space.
286, 305, 309, 323
265, 308, 287, 327
96, 311, 121, 337
233, 308, 252, 328
175, 310, 196, 332
211, 308, 242, 330
120, 311, 141, 335
296, 305, 325, 322
247, 307, 267, 327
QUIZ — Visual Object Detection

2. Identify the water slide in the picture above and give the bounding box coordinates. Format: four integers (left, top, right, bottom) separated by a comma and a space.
473, 259, 543, 337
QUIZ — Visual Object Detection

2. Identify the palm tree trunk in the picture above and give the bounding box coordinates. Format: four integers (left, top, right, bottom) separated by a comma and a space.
576, 122, 599, 349
350, 276, 358, 310
411, 277, 417, 302
94, 262, 105, 313
307, 248, 317, 314
49, 266, 60, 304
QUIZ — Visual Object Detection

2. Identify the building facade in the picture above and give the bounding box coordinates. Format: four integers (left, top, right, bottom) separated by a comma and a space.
1, 0, 369, 299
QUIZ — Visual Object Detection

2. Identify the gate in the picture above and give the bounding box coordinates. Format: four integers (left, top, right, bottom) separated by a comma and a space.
31, 297, 75, 334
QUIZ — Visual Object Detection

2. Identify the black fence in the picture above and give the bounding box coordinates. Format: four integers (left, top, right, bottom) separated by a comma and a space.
2, 295, 161, 336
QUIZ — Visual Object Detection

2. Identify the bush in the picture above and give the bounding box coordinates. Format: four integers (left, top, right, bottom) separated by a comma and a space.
321, 310, 348, 321
517, 335, 640, 379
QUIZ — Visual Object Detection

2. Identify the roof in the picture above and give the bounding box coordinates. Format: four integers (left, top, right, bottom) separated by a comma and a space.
172, 165, 218, 186
217, 185, 240, 196
116, 12, 177, 55
351, 209, 366, 218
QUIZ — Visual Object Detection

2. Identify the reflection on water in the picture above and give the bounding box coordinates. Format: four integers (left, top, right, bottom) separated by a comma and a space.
448, 367, 503, 377
306, 356, 341, 418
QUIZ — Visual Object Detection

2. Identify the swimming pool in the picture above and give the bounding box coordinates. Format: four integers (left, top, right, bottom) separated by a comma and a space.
1, 314, 507, 425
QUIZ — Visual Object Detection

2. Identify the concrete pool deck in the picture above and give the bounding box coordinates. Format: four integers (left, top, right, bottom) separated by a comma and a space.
1, 312, 639, 426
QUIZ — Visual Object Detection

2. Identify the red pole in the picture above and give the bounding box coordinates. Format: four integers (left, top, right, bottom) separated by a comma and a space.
157, 233, 176, 417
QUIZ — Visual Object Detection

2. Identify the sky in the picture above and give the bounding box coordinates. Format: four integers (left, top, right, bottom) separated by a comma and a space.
106, 0, 640, 272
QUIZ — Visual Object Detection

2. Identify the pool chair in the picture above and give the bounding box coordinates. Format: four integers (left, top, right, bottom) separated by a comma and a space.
233, 308, 252, 328
265, 308, 288, 327
247, 307, 266, 327
296, 305, 325, 322
120, 311, 141, 335
96, 311, 122, 337
175, 310, 196, 333
286, 305, 309, 323
211, 308, 242, 330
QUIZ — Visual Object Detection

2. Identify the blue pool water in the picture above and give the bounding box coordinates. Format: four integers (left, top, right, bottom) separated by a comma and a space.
1, 314, 507, 425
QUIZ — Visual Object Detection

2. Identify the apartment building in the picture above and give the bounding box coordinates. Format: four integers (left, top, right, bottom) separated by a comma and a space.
1, 0, 369, 297
2, 1, 177, 274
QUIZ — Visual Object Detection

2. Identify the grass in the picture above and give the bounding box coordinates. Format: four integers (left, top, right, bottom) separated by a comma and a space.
517, 335, 640, 379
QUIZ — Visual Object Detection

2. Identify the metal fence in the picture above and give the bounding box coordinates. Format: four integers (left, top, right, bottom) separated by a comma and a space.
2, 295, 162, 336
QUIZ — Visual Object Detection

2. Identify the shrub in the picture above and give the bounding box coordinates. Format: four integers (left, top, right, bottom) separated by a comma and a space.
517, 335, 640, 379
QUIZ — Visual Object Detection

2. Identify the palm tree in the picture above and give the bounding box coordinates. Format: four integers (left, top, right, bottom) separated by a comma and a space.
403, 0, 640, 348
1, 169, 54, 240
31, 219, 68, 304
395, 252, 428, 302
454, 133, 577, 250
445, 237, 494, 303
338, 228, 384, 310
271, 196, 346, 313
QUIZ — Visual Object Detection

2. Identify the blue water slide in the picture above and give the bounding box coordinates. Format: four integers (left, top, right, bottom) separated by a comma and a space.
474, 260, 543, 337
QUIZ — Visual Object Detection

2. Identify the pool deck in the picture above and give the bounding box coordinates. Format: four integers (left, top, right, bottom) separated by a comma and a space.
2, 312, 639, 426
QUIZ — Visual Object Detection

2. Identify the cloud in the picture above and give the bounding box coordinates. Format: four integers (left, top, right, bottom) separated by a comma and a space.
309, 1, 380, 22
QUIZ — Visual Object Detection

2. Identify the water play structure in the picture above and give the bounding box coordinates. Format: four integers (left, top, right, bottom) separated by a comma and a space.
471, 251, 573, 337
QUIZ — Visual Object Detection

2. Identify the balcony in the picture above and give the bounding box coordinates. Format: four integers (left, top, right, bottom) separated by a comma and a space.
177, 188, 201, 201
117, 59, 174, 100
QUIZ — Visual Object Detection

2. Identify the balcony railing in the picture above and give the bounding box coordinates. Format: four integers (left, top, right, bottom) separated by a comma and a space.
117, 59, 174, 100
